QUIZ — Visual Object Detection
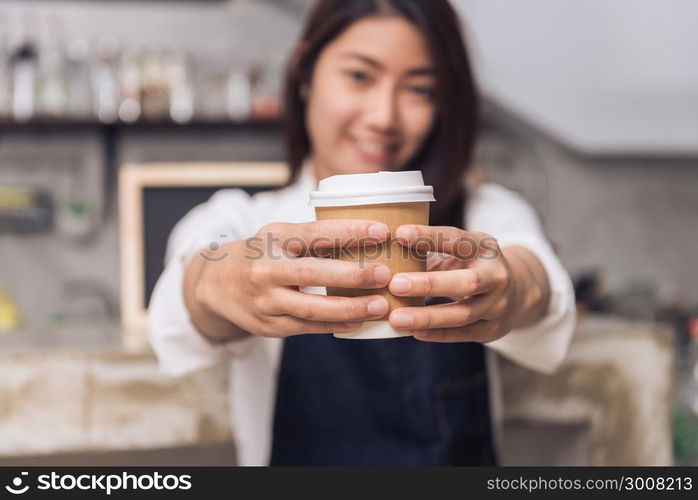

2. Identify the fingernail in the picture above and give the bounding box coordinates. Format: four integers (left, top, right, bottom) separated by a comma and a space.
367, 297, 389, 316
390, 275, 411, 293
373, 265, 391, 284
396, 226, 416, 240
368, 223, 389, 240
391, 310, 413, 327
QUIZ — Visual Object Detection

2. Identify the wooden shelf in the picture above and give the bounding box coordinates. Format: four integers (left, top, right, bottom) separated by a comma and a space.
0, 118, 282, 132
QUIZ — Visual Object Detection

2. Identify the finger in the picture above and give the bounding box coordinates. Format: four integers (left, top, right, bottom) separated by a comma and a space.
270, 257, 392, 288
426, 252, 460, 272
395, 225, 496, 260
272, 315, 366, 335
266, 220, 390, 255
410, 320, 496, 343
275, 289, 390, 322
388, 294, 493, 331
388, 268, 495, 298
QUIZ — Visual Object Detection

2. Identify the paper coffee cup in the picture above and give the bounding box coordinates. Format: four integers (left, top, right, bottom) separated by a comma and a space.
309, 171, 435, 339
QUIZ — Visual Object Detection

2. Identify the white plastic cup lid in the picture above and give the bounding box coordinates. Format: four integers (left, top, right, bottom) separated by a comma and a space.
309, 170, 435, 207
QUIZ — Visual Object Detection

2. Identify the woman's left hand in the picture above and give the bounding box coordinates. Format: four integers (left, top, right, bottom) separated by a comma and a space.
387, 224, 547, 343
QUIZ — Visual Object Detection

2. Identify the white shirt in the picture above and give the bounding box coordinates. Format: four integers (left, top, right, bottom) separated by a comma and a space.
148, 165, 576, 466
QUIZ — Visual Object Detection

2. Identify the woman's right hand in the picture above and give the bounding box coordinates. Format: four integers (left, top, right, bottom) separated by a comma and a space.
184, 220, 393, 343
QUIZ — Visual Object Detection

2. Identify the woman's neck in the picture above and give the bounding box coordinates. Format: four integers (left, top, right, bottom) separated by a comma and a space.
308, 155, 333, 182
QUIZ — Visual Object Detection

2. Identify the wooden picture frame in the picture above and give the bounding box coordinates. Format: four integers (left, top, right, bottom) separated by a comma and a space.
118, 162, 289, 349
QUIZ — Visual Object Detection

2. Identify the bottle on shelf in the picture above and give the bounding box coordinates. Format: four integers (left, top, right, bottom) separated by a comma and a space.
35, 13, 69, 118
141, 49, 169, 121
166, 50, 194, 124
0, 16, 11, 118
250, 62, 282, 120
66, 38, 93, 120
91, 36, 120, 124
117, 49, 142, 123
10, 18, 39, 123
227, 66, 252, 122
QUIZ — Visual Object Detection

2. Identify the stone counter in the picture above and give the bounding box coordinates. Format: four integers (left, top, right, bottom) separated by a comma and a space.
0, 323, 231, 461
500, 314, 674, 465
0, 316, 675, 465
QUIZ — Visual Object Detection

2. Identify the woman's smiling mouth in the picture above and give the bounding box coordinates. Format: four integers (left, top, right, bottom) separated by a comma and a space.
352, 137, 399, 165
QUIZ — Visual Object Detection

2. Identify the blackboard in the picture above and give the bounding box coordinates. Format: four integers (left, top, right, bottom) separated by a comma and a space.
142, 184, 277, 308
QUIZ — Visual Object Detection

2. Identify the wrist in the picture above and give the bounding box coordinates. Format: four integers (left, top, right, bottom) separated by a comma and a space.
185, 249, 249, 344
502, 246, 548, 329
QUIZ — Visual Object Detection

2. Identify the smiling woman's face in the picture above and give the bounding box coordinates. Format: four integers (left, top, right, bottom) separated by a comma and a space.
305, 15, 437, 180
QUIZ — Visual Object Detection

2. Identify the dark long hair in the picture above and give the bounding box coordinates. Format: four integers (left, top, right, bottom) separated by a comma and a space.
283, 0, 478, 228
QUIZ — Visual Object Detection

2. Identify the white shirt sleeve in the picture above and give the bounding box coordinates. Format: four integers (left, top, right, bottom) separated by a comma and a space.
467, 183, 576, 375
148, 188, 260, 377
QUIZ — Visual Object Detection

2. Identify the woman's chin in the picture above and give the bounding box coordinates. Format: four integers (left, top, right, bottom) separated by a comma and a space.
331, 164, 383, 176
318, 156, 402, 177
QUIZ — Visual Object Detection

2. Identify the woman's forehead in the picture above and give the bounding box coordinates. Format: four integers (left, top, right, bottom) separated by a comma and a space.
324, 16, 434, 72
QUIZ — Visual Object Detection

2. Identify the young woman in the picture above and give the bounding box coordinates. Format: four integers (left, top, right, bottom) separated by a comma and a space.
149, 0, 576, 466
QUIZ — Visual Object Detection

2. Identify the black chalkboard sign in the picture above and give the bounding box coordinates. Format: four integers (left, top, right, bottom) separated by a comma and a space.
119, 162, 289, 338
142, 185, 272, 307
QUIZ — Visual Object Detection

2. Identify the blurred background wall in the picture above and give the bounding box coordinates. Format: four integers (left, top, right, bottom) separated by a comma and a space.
2, 0, 695, 320
0, 0, 695, 465
0, 0, 301, 329
0, 0, 301, 58
456, 0, 698, 309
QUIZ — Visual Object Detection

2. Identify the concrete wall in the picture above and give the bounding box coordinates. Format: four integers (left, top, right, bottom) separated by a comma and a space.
1, 0, 696, 330
0, 0, 296, 330
453, 0, 698, 306
454, 0, 698, 154
0, 0, 302, 63
478, 106, 698, 306
540, 148, 697, 305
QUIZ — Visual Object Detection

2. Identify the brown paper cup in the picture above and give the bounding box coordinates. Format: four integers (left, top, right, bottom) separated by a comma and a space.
315, 201, 430, 315
310, 170, 435, 340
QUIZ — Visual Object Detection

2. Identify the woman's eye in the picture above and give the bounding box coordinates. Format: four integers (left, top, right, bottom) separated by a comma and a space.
345, 70, 371, 84
408, 85, 436, 99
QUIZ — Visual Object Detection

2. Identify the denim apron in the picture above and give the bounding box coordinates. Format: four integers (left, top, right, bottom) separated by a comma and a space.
269, 298, 497, 466
269, 191, 497, 465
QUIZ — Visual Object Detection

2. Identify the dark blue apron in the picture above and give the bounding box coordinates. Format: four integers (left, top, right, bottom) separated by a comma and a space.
269, 299, 497, 466
270, 190, 495, 465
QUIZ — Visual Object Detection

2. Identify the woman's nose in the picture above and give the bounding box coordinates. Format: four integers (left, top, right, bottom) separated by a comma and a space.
363, 84, 399, 133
